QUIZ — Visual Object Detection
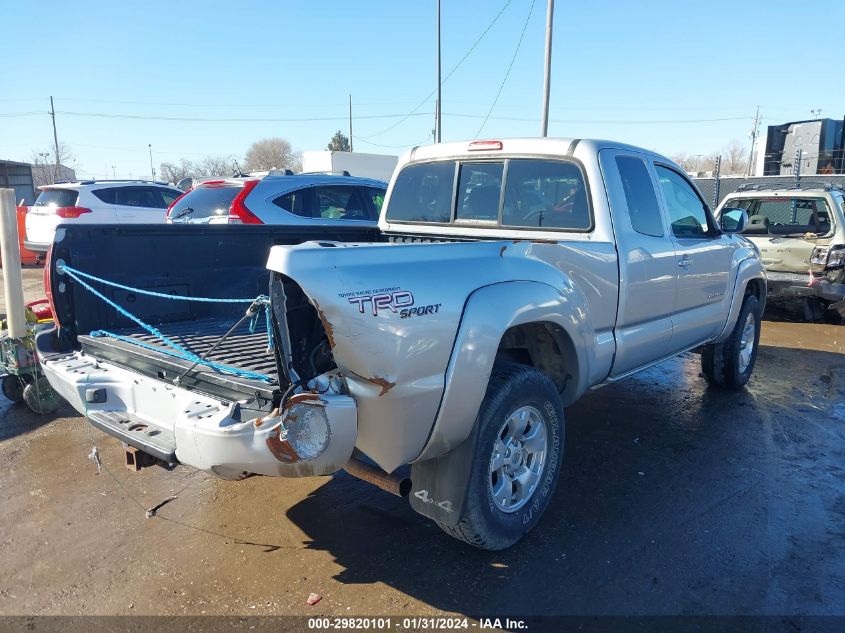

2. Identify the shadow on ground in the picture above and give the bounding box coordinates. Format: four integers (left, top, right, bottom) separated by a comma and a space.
286, 346, 845, 616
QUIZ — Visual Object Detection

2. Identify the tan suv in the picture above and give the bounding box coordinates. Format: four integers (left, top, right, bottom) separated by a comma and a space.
716, 183, 845, 318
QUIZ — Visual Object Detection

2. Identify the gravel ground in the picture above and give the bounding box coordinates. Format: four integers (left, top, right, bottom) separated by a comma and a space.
0, 268, 843, 622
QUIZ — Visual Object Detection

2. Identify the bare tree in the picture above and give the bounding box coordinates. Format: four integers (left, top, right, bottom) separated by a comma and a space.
244, 137, 300, 171
197, 155, 236, 177
30, 142, 75, 186
721, 140, 748, 176
159, 155, 237, 185
159, 158, 195, 185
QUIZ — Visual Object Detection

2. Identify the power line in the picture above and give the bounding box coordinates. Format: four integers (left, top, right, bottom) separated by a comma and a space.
55, 110, 434, 123
357, 0, 514, 140
474, 0, 537, 138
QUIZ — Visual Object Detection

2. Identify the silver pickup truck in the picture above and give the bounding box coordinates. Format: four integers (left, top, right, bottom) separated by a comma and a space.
39, 138, 766, 550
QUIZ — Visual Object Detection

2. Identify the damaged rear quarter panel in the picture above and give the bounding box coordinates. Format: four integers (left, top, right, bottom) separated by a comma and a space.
266, 239, 617, 473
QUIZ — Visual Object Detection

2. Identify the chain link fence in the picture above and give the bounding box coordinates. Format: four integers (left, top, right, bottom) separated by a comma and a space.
693, 174, 845, 209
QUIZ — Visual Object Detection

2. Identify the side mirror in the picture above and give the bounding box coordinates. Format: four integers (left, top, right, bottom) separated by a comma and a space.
720, 207, 748, 233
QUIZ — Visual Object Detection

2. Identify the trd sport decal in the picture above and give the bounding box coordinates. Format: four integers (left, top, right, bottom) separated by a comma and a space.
340, 289, 441, 318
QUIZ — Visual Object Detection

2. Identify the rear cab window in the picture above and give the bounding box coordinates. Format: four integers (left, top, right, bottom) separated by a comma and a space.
33, 189, 78, 207
385, 158, 591, 231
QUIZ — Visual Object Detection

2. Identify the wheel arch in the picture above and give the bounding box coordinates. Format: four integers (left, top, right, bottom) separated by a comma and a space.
413, 279, 591, 464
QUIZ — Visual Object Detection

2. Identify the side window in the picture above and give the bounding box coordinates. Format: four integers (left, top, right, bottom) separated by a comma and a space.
655, 166, 711, 238
91, 188, 116, 204
366, 187, 386, 216
615, 156, 663, 237
273, 188, 313, 218
313, 186, 374, 221
456, 162, 503, 222
160, 189, 182, 207
113, 187, 161, 209
502, 159, 590, 230
385, 161, 455, 223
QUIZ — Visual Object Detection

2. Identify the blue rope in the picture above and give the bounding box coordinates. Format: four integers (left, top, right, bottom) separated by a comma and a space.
60, 264, 274, 382
90, 330, 272, 382
58, 264, 259, 303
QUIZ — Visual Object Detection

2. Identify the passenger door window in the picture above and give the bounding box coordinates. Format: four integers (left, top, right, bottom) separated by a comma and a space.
113, 186, 163, 209
313, 186, 374, 221
615, 157, 663, 237
655, 166, 712, 238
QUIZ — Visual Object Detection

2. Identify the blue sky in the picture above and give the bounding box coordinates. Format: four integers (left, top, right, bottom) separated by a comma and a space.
3, 0, 844, 179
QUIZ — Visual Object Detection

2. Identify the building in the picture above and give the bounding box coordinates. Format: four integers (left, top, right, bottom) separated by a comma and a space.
30, 163, 77, 188
752, 117, 845, 176
0, 160, 36, 205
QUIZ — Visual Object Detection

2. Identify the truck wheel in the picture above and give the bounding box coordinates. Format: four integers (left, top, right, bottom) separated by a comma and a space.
23, 376, 63, 415
437, 363, 564, 550
2, 375, 26, 404
701, 294, 762, 389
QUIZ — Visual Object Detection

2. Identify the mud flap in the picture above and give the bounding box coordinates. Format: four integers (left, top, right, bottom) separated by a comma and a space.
409, 422, 480, 527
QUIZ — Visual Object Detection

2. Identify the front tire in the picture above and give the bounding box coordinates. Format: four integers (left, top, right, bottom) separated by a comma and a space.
437, 363, 564, 550
701, 294, 762, 389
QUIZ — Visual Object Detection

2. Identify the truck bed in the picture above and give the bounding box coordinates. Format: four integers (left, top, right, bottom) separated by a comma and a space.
44, 223, 383, 401
78, 316, 278, 402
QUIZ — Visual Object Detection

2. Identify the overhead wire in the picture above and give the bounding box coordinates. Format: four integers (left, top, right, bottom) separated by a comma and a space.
356, 0, 514, 140
474, 0, 537, 138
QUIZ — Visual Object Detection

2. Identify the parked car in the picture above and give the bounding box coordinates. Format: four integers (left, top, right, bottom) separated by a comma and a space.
37, 138, 765, 550
24, 180, 183, 253
715, 183, 845, 319
166, 174, 387, 225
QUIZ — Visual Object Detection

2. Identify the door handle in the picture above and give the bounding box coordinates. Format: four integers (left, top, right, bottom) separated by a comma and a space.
677, 256, 693, 268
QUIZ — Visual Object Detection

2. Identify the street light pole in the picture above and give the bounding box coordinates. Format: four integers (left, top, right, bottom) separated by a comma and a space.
148, 144, 155, 180
540, 0, 554, 137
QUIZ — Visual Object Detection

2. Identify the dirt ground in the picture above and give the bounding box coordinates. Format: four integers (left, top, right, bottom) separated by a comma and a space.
1, 268, 844, 619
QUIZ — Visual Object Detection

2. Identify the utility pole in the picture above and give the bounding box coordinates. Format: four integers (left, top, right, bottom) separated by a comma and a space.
435, 0, 442, 142
148, 144, 155, 180
348, 94, 354, 152
540, 0, 554, 137
745, 106, 761, 177
49, 96, 60, 181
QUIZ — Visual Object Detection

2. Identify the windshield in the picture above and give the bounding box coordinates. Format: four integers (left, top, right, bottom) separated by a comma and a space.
33, 189, 78, 207
725, 196, 834, 236
169, 185, 240, 222
385, 158, 591, 230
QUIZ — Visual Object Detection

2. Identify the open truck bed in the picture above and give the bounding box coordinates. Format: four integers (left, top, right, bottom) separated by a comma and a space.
43, 223, 382, 404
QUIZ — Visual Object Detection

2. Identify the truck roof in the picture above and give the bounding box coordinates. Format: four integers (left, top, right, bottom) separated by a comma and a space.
402, 137, 664, 164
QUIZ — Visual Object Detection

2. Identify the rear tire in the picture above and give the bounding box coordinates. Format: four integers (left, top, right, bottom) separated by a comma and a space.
23, 376, 63, 415
436, 363, 564, 550
701, 294, 762, 389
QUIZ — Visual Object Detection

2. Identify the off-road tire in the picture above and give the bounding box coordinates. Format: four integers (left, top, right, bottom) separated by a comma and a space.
701, 294, 762, 389
1, 375, 26, 404
436, 363, 564, 550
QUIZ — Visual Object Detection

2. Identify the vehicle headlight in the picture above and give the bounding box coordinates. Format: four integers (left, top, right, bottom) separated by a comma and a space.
810, 246, 829, 265
827, 246, 845, 269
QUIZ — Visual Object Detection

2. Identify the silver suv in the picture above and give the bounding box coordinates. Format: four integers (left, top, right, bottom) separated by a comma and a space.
715, 183, 845, 316
166, 173, 387, 225
25, 180, 183, 252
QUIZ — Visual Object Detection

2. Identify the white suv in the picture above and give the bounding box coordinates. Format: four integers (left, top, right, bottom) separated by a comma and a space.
25, 180, 184, 253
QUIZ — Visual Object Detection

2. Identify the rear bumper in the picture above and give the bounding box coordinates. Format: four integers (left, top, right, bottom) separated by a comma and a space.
766, 271, 845, 302
23, 240, 50, 253
39, 351, 358, 478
